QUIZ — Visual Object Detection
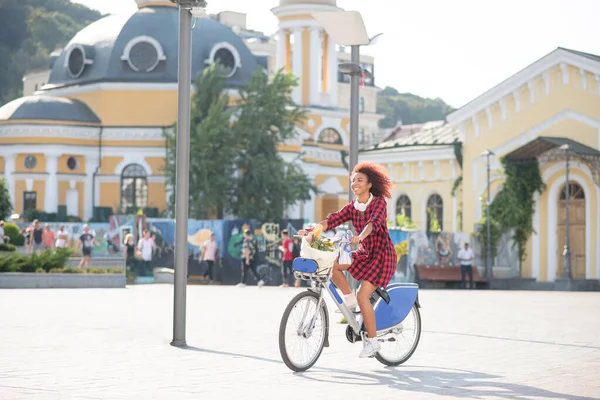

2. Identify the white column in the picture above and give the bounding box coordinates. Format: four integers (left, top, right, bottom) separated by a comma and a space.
291, 27, 303, 104
309, 27, 321, 104
276, 29, 287, 72
326, 33, 338, 107
85, 156, 99, 221
4, 155, 15, 212
44, 154, 59, 213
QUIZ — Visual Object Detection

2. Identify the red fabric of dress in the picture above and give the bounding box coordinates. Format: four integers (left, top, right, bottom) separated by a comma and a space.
326, 196, 396, 288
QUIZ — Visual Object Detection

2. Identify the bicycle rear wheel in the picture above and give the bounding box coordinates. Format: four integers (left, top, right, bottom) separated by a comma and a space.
279, 290, 328, 372
375, 303, 421, 366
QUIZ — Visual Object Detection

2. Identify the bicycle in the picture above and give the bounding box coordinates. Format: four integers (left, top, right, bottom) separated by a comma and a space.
278, 232, 422, 372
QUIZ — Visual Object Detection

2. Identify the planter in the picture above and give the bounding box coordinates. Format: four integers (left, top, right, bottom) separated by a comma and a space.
0, 273, 126, 289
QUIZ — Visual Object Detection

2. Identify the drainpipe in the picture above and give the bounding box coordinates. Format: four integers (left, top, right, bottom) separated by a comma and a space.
91, 127, 103, 221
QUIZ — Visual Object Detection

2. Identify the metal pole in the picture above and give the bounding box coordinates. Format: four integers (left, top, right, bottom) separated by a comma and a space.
347, 44, 360, 292
486, 154, 492, 281
171, 6, 192, 347
562, 150, 572, 279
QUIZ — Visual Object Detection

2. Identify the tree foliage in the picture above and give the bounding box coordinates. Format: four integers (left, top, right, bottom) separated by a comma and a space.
476, 159, 545, 268
0, 0, 101, 104
164, 66, 318, 220
0, 178, 12, 220
376, 86, 455, 129
232, 69, 316, 219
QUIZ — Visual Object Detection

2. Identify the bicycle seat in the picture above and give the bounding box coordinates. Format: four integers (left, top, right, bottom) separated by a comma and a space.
375, 287, 390, 304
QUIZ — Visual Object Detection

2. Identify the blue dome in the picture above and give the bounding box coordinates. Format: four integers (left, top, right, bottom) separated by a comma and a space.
0, 95, 100, 123
44, 6, 260, 89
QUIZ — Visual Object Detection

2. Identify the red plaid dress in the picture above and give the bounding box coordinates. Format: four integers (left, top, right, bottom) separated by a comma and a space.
326, 196, 396, 288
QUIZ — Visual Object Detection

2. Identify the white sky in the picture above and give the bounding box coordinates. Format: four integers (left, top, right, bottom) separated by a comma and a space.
73, 0, 600, 109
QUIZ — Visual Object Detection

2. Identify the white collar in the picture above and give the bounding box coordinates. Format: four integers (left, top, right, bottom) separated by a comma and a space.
354, 193, 373, 212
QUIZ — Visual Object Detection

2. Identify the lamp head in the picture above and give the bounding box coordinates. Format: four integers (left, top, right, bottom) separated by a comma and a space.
338, 62, 362, 75
559, 144, 569, 151
368, 33, 384, 46
481, 149, 495, 157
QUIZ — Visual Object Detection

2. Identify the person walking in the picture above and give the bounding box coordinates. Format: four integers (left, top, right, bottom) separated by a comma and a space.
200, 233, 218, 283
237, 229, 264, 288
457, 242, 475, 289
31, 220, 45, 254
137, 229, 156, 277
55, 225, 70, 249
43, 224, 55, 250
279, 229, 294, 288
79, 224, 97, 269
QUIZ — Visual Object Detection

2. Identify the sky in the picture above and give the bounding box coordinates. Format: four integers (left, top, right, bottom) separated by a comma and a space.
73, 0, 600, 109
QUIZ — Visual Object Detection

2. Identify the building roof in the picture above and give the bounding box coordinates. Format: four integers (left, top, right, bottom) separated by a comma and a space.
446, 47, 600, 125
362, 121, 459, 152
504, 136, 600, 162
381, 122, 429, 142
43, 6, 260, 90
0, 95, 101, 124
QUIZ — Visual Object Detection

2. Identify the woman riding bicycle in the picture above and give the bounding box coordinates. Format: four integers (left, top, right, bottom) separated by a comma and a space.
300, 161, 396, 358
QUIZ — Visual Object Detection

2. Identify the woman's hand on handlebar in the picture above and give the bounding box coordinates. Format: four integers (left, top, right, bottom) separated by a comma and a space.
350, 235, 362, 245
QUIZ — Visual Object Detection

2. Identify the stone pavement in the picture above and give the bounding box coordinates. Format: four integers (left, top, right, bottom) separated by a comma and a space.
1, 285, 599, 400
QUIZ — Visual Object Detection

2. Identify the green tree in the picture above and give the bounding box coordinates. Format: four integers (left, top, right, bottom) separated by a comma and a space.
0, 178, 12, 220
164, 65, 236, 219
376, 86, 456, 129
232, 69, 317, 219
0, 0, 100, 105
164, 67, 318, 220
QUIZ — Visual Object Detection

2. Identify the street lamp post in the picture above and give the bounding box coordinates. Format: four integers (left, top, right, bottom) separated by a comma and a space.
560, 144, 572, 279
481, 149, 495, 281
169, 0, 207, 348
312, 11, 381, 293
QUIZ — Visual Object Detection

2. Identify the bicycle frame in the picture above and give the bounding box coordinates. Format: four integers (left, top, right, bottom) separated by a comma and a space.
293, 236, 363, 337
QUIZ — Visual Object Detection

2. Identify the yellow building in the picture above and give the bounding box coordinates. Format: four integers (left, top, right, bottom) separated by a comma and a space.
363, 47, 600, 282
1, 0, 383, 222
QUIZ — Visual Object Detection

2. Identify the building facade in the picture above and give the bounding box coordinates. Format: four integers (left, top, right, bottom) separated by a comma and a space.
2, 0, 384, 222
362, 48, 600, 282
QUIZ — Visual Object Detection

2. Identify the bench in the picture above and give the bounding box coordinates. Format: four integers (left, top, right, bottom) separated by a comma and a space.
415, 264, 488, 289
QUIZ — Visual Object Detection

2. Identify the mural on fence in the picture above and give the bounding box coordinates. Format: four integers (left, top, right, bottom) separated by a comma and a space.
387, 228, 409, 283
400, 230, 520, 282
136, 217, 304, 285
16, 221, 117, 257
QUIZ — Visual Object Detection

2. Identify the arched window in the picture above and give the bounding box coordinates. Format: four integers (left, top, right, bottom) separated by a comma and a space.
560, 182, 585, 200
396, 195, 411, 219
121, 164, 148, 212
426, 194, 443, 232
318, 128, 343, 144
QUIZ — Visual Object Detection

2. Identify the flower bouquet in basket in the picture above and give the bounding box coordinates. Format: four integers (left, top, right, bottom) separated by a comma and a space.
300, 225, 337, 274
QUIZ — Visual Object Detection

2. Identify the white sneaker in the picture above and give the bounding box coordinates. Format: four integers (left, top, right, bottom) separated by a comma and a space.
236, 283, 246, 288
257, 280, 265, 287
335, 293, 358, 313
359, 334, 381, 358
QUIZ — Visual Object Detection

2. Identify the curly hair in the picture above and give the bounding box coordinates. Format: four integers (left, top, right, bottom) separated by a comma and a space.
352, 161, 392, 199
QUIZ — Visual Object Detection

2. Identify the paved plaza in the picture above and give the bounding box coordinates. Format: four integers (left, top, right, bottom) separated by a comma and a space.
1, 285, 599, 400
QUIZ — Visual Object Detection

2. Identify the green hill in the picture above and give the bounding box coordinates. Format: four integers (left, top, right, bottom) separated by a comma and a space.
376, 86, 456, 128
0, 0, 101, 104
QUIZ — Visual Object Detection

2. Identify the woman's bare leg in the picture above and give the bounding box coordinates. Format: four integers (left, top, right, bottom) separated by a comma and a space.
331, 262, 351, 295
357, 280, 377, 338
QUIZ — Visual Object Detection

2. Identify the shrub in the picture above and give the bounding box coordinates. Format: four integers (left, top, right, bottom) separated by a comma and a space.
86, 268, 107, 274
4, 223, 24, 246
0, 243, 16, 252
48, 267, 82, 274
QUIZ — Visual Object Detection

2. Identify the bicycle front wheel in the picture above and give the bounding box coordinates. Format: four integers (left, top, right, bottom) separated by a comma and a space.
278, 290, 328, 372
